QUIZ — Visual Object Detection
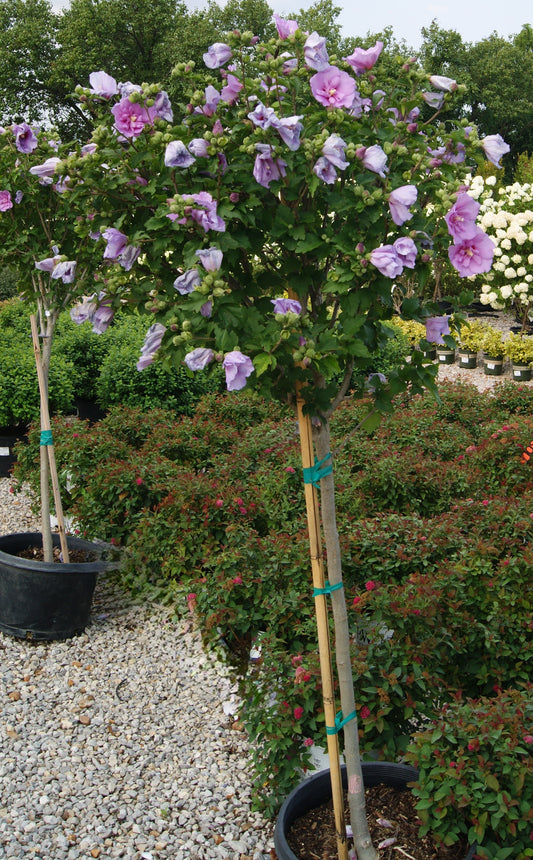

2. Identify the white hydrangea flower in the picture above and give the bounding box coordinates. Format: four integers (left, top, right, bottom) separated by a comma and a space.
500, 255, 511, 265
517, 267, 527, 277
501, 239, 512, 250
500, 285, 513, 299
504, 267, 517, 278
485, 175, 497, 186
512, 254, 523, 264
479, 293, 490, 305
493, 262, 506, 272
481, 284, 492, 293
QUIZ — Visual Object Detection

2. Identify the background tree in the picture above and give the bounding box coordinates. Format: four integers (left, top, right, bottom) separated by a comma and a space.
420, 21, 533, 173
0, 0, 58, 125
205, 0, 274, 42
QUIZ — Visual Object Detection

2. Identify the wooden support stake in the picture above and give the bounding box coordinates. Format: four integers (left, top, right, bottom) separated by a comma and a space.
295, 394, 348, 860
30, 315, 70, 563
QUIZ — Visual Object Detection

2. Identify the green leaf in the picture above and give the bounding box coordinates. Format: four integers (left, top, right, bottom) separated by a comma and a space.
253, 352, 276, 377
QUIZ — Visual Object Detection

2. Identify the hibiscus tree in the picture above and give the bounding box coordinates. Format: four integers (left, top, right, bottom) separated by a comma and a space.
2, 20, 507, 859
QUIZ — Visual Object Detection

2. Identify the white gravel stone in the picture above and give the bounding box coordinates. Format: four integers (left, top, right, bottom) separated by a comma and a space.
0, 482, 275, 860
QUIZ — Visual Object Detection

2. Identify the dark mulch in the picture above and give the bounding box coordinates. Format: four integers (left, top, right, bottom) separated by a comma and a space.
17, 546, 96, 563
287, 783, 469, 859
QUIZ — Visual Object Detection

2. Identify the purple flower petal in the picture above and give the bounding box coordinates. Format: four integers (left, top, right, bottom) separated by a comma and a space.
480, 134, 510, 168
343, 41, 383, 74
195, 247, 223, 272
223, 350, 254, 391
388, 185, 417, 226
273, 13, 299, 39
203, 42, 232, 69
310, 67, 356, 109
445, 193, 480, 241
448, 228, 494, 277
271, 298, 302, 314
425, 316, 450, 345
164, 141, 196, 168
173, 269, 201, 295
89, 71, 118, 98
184, 348, 215, 371
304, 31, 329, 71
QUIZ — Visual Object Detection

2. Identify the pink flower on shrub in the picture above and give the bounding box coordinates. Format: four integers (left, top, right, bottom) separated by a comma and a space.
360, 706, 371, 719
111, 98, 155, 137
295, 666, 311, 683
187, 592, 197, 611
303, 738, 314, 747
352, 596, 362, 606
273, 14, 299, 39
343, 41, 383, 74
232, 576, 243, 585
294, 706, 304, 720
448, 228, 494, 277
215, 499, 224, 507
285, 467, 295, 473
136, 477, 143, 485
524, 735, 533, 744
365, 580, 376, 591
310, 67, 356, 109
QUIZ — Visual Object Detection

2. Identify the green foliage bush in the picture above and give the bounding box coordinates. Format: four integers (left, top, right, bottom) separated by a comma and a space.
95, 313, 224, 414
0, 302, 75, 426
12, 382, 533, 823
406, 686, 533, 857
0, 268, 19, 301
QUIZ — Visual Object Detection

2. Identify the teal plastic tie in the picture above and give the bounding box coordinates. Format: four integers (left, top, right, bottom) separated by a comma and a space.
303, 455, 333, 488
313, 580, 343, 598
40, 430, 53, 447
326, 709, 357, 736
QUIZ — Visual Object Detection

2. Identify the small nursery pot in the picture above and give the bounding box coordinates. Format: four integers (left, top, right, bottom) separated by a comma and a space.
436, 348, 456, 365
483, 354, 504, 376
511, 363, 532, 382
274, 762, 476, 860
0, 532, 108, 640
458, 350, 478, 369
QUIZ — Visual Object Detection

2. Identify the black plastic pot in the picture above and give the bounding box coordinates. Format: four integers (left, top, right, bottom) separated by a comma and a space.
0, 532, 108, 640
274, 762, 477, 860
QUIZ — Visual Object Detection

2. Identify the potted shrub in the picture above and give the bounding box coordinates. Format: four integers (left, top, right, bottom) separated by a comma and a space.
0, 122, 114, 639
481, 326, 507, 375
458, 319, 492, 368
6, 25, 506, 856
504, 331, 533, 380
391, 318, 435, 359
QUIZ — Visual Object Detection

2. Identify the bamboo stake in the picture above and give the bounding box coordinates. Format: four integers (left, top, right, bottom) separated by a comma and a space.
295, 394, 348, 860
30, 315, 70, 564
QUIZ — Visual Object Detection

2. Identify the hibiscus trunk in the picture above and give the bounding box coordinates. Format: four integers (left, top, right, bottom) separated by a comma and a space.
31, 310, 69, 564
295, 396, 349, 860
314, 420, 378, 860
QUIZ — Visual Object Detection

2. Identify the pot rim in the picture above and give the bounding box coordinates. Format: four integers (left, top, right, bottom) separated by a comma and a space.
0, 532, 108, 574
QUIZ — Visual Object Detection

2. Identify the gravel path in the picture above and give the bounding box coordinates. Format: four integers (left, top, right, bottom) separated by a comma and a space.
0, 483, 275, 860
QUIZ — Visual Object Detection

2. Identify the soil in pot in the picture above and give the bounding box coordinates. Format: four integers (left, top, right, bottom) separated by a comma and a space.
287, 783, 470, 860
